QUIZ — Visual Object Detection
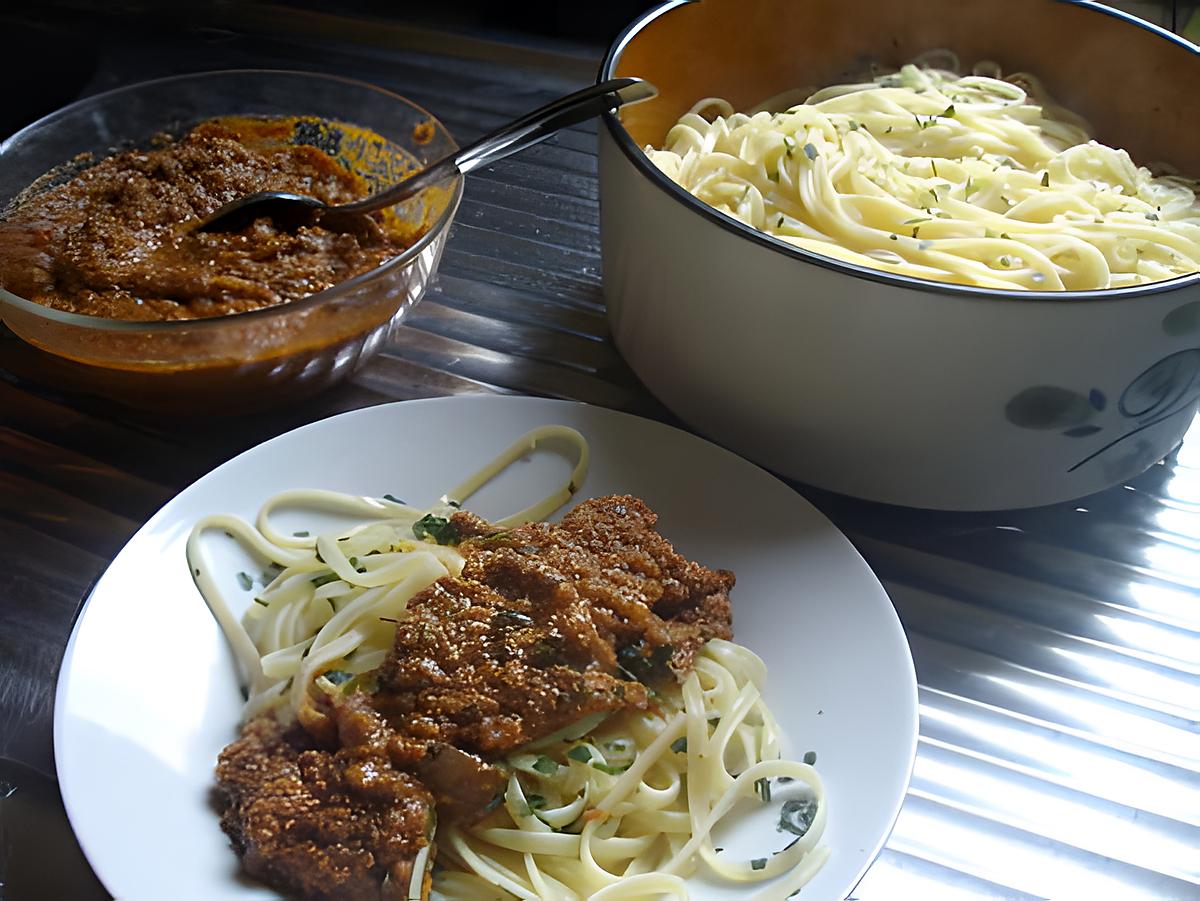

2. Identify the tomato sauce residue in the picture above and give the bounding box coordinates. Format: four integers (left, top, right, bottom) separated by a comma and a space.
411, 119, 436, 145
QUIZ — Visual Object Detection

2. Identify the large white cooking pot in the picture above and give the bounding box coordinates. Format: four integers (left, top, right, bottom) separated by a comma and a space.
598, 0, 1200, 510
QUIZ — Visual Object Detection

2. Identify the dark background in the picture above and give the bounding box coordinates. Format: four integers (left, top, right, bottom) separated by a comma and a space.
0, 0, 657, 140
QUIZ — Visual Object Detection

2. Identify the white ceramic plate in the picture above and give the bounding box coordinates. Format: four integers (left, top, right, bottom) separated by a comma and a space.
54, 396, 917, 901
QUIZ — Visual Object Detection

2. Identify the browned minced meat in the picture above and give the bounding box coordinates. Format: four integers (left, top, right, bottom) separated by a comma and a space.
216, 717, 435, 901
215, 495, 733, 899
453, 494, 735, 675
0, 119, 416, 321
372, 495, 734, 762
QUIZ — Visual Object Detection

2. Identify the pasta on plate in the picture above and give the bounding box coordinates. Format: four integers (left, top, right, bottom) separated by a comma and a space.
645, 60, 1200, 290
188, 427, 828, 900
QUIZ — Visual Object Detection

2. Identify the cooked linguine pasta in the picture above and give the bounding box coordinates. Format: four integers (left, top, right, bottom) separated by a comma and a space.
189, 426, 828, 898
645, 61, 1200, 290
435, 640, 827, 900
187, 425, 590, 725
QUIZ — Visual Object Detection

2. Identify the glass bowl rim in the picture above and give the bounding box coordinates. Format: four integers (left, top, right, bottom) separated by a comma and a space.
0, 67, 463, 333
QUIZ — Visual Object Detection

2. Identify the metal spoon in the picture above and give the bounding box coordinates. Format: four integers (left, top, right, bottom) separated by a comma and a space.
197, 77, 656, 233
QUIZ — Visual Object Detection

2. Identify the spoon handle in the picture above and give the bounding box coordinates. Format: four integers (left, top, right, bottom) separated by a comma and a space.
338, 77, 656, 215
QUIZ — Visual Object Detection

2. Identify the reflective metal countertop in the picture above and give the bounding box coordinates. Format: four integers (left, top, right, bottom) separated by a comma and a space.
0, 8, 1196, 900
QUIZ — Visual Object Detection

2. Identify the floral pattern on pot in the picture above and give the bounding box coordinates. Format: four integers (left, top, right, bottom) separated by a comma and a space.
1005, 302, 1200, 475
1005, 349, 1200, 474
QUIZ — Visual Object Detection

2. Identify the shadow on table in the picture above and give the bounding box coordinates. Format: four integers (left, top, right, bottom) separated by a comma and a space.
0, 758, 107, 901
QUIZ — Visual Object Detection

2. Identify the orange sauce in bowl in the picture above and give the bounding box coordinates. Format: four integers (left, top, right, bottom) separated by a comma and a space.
0, 116, 448, 414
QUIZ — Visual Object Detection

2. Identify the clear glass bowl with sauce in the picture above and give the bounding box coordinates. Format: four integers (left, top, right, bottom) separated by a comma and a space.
0, 69, 462, 414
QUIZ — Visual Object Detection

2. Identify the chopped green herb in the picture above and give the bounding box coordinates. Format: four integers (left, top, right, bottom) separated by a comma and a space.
802, 143, 818, 161
477, 530, 514, 546
931, 160, 939, 178
447, 500, 462, 508
848, 120, 860, 131
965, 177, 974, 196
778, 797, 818, 837
755, 777, 772, 802
1001, 232, 1011, 240
382, 494, 405, 504
413, 514, 459, 545
884, 126, 893, 134
999, 256, 1012, 268
912, 227, 920, 239
591, 761, 629, 776
783, 135, 797, 157
322, 670, 353, 685
776, 215, 785, 228
777, 776, 796, 784
311, 572, 340, 588
751, 858, 767, 871
615, 641, 673, 683
253, 597, 269, 607
941, 104, 956, 118
532, 755, 559, 776
902, 218, 931, 225
671, 737, 688, 754
293, 530, 310, 538
516, 794, 547, 817
348, 556, 359, 568
768, 171, 779, 182
803, 750, 817, 765
889, 234, 898, 241
236, 572, 253, 591
567, 746, 592, 764
1041, 171, 1050, 187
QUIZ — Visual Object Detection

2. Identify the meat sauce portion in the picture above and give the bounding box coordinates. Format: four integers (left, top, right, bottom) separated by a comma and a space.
215, 495, 734, 900
375, 495, 734, 759
216, 718, 435, 901
0, 119, 418, 321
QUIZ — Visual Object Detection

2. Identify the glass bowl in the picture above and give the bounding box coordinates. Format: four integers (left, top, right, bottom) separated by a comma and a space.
0, 69, 462, 415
